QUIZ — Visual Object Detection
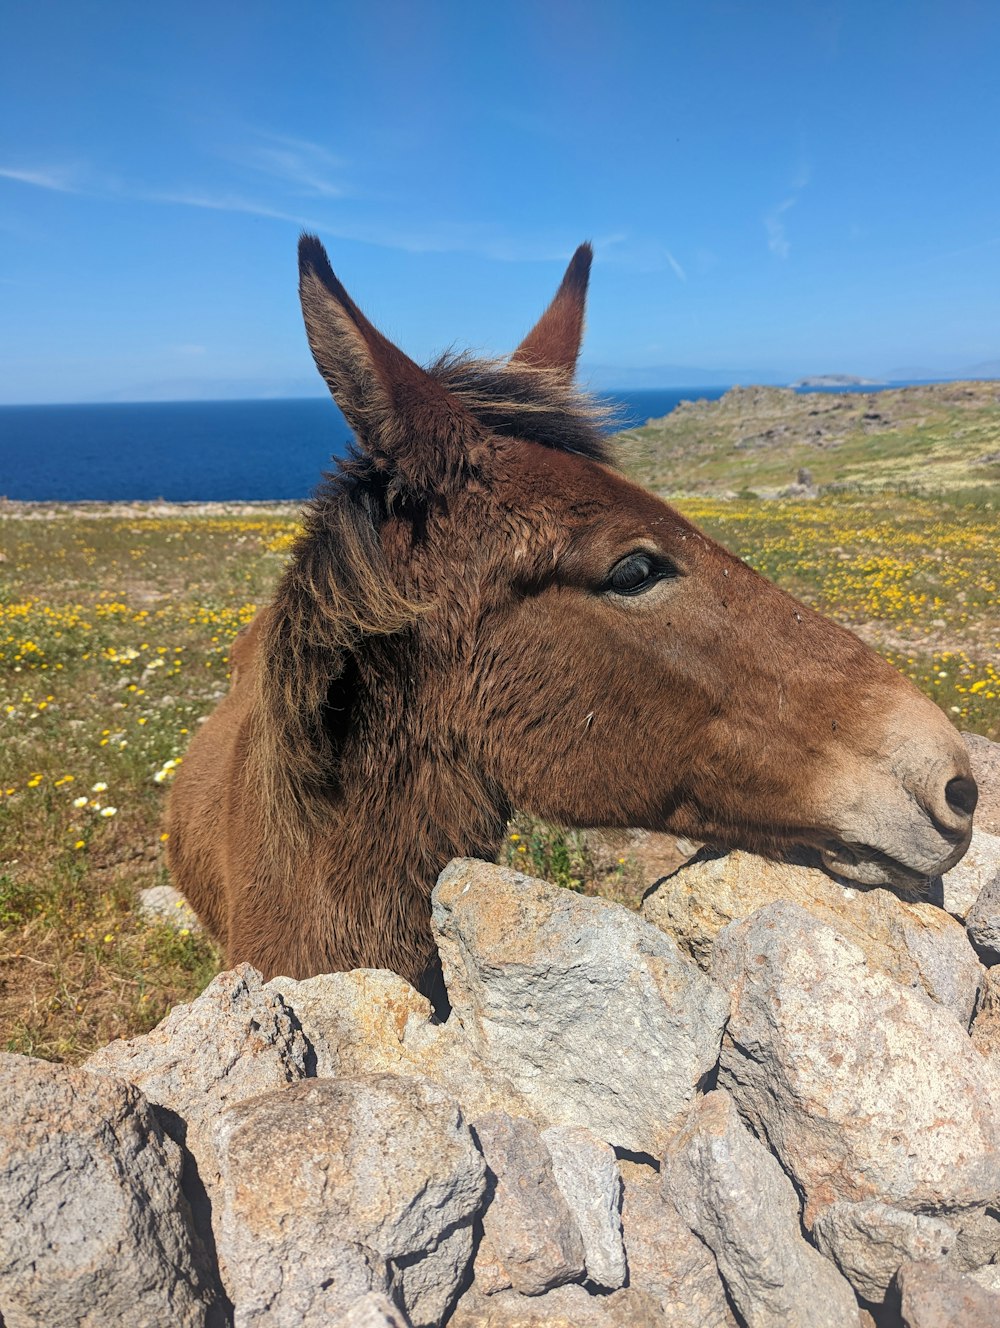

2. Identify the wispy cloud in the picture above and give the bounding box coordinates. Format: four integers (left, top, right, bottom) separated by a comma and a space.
599, 233, 687, 279
148, 189, 321, 228
764, 158, 811, 259
233, 130, 349, 199
0, 134, 594, 267
665, 250, 687, 282
0, 165, 81, 193
764, 197, 796, 259
147, 186, 582, 262
790, 161, 811, 192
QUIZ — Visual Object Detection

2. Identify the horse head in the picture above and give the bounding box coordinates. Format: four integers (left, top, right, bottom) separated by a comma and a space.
289, 235, 975, 893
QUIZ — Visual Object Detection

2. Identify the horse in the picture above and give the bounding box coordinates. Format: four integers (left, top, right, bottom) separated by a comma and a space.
166, 236, 977, 1000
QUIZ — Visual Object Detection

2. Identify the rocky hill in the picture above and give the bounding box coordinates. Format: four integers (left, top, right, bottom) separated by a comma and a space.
621, 380, 1000, 497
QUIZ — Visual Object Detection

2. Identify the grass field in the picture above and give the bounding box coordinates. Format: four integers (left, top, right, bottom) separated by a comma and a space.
2, 484, 998, 1060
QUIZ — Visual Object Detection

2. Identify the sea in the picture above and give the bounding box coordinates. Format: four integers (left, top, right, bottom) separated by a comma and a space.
0, 384, 910, 503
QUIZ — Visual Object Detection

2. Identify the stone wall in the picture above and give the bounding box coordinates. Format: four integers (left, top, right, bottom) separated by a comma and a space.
3, 736, 1000, 1328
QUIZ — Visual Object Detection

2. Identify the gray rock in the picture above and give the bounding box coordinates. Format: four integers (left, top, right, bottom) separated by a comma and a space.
936, 828, 1000, 920
393, 1222, 473, 1328
449, 1283, 669, 1327
713, 902, 1000, 1220
897, 1257, 1000, 1327
215, 1074, 485, 1328
264, 968, 535, 1120
897, 907, 984, 1027
951, 1206, 1000, 1271
541, 1125, 626, 1291
137, 883, 204, 933
468, 1225, 512, 1296
663, 1090, 860, 1328
969, 1263, 1000, 1294
336, 1294, 412, 1328
971, 966, 1000, 1057
473, 1112, 585, 1296
967, 872, 1000, 964
643, 850, 983, 1025
811, 1201, 956, 1302
0, 1054, 219, 1328
85, 964, 309, 1189
432, 860, 728, 1154
619, 1159, 736, 1328
964, 731, 1000, 835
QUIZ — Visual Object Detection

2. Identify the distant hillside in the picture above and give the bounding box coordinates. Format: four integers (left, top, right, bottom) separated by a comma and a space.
621, 380, 1000, 497
789, 374, 880, 388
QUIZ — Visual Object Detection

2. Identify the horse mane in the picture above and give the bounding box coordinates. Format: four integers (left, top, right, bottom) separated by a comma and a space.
247, 479, 422, 844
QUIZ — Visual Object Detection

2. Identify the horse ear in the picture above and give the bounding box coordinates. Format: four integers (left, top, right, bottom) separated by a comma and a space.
298, 234, 480, 490
511, 243, 592, 380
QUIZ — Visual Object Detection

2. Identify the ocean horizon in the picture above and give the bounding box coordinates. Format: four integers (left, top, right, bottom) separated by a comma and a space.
0, 383, 930, 503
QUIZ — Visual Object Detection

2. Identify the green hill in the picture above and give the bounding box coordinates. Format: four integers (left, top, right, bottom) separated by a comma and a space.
622, 380, 1000, 497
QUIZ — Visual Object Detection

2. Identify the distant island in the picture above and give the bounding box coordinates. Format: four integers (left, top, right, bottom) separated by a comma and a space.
790, 374, 881, 388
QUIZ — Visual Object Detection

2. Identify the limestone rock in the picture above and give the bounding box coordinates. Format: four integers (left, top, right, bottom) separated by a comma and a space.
264, 967, 535, 1120
449, 1283, 668, 1327
86, 964, 309, 1187
619, 1159, 735, 1328
540, 1125, 625, 1291
713, 902, 1000, 1219
0, 1054, 219, 1328
967, 871, 1000, 964
336, 1294, 411, 1328
810, 1201, 956, 1302
964, 731, 1000, 834
896, 1257, 1000, 1327
935, 828, 1000, 920
643, 850, 983, 1025
472, 1112, 585, 1296
137, 883, 204, 933
432, 859, 728, 1154
663, 1090, 860, 1327
215, 1074, 485, 1328
971, 966, 1000, 1057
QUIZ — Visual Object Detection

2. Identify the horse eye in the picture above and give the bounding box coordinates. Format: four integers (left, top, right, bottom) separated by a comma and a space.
606, 552, 669, 596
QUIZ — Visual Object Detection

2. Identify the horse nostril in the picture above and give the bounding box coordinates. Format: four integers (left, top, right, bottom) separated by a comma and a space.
945, 775, 978, 819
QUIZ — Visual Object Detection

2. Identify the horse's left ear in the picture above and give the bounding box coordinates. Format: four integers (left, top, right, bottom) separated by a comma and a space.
511, 243, 592, 380
298, 233, 483, 493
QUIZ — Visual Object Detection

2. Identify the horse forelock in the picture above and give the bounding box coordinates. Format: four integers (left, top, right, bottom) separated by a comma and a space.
428, 353, 620, 465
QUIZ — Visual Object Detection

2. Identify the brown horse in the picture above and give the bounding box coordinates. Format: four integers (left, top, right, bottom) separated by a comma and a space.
166, 236, 977, 997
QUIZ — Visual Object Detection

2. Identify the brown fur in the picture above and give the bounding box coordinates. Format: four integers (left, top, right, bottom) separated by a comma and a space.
167, 238, 976, 996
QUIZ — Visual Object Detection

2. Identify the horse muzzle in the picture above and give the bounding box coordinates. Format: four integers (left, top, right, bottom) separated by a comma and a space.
820, 712, 978, 887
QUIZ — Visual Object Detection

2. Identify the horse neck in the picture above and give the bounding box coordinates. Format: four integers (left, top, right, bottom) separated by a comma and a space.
331, 700, 512, 900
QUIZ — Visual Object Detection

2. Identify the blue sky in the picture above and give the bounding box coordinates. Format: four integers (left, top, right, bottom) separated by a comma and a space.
2, 1, 999, 403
